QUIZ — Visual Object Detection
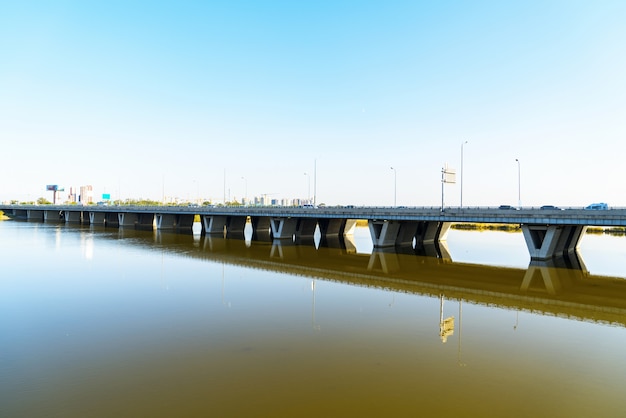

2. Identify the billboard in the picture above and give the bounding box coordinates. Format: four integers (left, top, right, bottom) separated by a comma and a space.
102, 193, 111, 200
46, 185, 58, 191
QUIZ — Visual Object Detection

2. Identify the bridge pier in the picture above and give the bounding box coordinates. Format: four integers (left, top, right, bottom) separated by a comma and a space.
137, 213, 155, 228
64, 210, 82, 223
318, 219, 347, 237
176, 214, 195, 233
296, 218, 318, 238
155, 213, 193, 232
226, 216, 247, 239
89, 211, 106, 225
521, 224, 587, 260
369, 220, 402, 248
118, 213, 138, 227
270, 217, 298, 240
44, 210, 64, 222
369, 220, 451, 249
105, 213, 119, 227
417, 221, 451, 245
202, 215, 227, 235
251, 216, 272, 241
27, 210, 44, 221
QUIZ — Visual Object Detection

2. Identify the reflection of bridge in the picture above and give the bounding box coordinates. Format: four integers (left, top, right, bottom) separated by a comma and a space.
2, 204, 626, 260
72, 224, 626, 328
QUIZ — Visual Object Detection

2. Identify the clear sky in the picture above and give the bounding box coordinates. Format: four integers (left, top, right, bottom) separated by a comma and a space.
1, 1, 625, 207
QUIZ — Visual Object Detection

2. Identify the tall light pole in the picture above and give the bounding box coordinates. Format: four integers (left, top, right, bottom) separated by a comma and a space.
304, 172, 310, 204
460, 140, 468, 208
515, 158, 521, 208
313, 158, 317, 207
390, 166, 397, 207
241, 177, 247, 205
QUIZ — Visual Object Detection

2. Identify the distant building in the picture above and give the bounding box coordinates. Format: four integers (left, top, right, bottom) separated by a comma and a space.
80, 185, 94, 204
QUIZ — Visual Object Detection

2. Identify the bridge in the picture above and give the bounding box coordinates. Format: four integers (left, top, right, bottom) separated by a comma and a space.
2, 203, 625, 260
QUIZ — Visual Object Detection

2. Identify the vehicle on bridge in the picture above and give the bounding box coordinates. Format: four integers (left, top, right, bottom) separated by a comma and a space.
498, 205, 518, 210
585, 202, 609, 210
540, 205, 561, 210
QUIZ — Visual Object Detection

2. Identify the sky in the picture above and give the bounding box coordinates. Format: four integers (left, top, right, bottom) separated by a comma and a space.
1, 0, 625, 207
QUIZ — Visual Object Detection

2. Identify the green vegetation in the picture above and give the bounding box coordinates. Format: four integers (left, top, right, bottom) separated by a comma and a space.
452, 223, 521, 232
587, 226, 626, 235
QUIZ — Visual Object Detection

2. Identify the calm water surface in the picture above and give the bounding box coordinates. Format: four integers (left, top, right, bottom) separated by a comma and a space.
2, 220, 626, 417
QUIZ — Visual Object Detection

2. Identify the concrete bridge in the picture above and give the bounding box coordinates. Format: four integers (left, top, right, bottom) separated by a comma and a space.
2, 204, 625, 260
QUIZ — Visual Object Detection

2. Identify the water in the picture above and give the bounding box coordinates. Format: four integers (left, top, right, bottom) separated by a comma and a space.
2, 220, 626, 417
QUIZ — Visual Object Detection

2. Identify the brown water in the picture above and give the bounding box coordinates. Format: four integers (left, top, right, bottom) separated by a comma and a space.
2, 221, 626, 417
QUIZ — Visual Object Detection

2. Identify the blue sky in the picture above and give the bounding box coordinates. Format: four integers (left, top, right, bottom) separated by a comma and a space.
1, 1, 625, 207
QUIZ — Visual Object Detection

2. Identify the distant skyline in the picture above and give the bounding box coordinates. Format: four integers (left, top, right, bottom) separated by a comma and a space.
2, 1, 626, 207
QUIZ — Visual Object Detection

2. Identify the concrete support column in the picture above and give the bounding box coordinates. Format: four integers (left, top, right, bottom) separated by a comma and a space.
251, 216, 272, 241
44, 210, 64, 222
137, 213, 155, 229
202, 215, 227, 235
416, 221, 451, 245
64, 211, 82, 223
226, 216, 247, 239
89, 211, 106, 225
105, 213, 119, 227
118, 212, 138, 227
395, 221, 419, 246
156, 214, 178, 230
27, 209, 44, 221
295, 218, 318, 238
176, 215, 195, 233
270, 217, 298, 240
13, 209, 27, 219
368, 220, 402, 248
521, 224, 587, 260
343, 219, 357, 236
318, 219, 347, 237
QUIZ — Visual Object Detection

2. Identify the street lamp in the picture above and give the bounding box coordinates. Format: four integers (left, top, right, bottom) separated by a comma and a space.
304, 172, 310, 204
313, 158, 317, 207
460, 140, 468, 208
390, 166, 397, 207
515, 158, 521, 208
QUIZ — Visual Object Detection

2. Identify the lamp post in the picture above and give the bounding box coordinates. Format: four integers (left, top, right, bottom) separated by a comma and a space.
313, 158, 317, 207
304, 172, 310, 204
390, 166, 397, 207
515, 158, 521, 208
460, 140, 468, 208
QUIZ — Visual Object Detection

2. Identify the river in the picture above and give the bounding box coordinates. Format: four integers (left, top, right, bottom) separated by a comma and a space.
1, 220, 626, 417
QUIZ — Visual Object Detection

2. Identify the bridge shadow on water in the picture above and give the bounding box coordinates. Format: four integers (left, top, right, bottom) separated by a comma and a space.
72, 223, 626, 328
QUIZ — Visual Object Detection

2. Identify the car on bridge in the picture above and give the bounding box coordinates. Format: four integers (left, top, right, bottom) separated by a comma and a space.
498, 205, 518, 210
540, 205, 561, 210
585, 202, 609, 210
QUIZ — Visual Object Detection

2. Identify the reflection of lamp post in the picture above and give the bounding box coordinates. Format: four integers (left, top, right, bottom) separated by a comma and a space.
515, 158, 521, 208
311, 280, 320, 331
390, 166, 397, 207
460, 141, 468, 207
304, 172, 310, 204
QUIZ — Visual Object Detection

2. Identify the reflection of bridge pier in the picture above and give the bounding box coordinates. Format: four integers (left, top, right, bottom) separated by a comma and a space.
521, 252, 588, 296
